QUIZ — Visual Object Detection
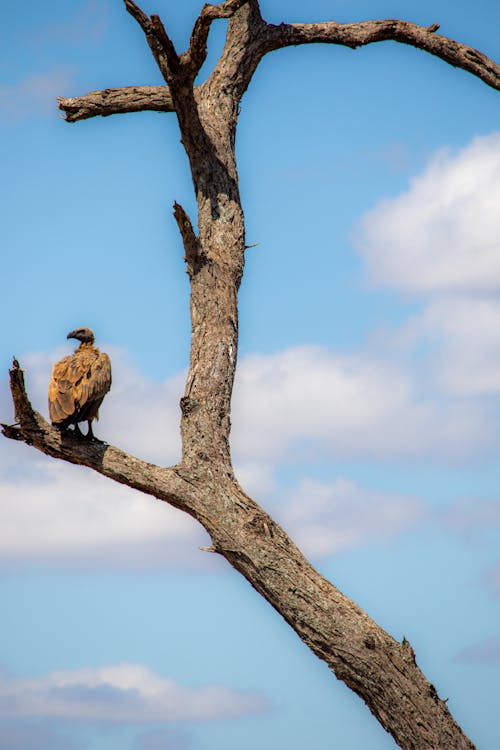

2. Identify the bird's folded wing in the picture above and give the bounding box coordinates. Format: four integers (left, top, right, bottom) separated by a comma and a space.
48, 355, 79, 422
48, 349, 110, 423
78, 352, 112, 408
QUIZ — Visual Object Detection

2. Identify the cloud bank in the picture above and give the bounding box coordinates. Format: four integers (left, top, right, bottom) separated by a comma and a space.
0, 664, 267, 721
1, 332, 497, 569
2, 133, 499, 570
231, 345, 493, 465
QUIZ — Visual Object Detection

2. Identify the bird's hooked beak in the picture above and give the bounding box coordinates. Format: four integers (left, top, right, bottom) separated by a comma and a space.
66, 327, 95, 344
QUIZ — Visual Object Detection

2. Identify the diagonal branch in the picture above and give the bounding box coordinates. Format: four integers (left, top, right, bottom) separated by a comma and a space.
58, 86, 175, 122
124, 0, 178, 82
256, 18, 500, 90
2, 359, 476, 750
1, 360, 193, 515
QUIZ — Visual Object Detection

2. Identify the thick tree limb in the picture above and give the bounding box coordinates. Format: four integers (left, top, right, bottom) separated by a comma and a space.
58, 86, 174, 122
253, 18, 500, 91
3, 358, 476, 750
58, 10, 499, 125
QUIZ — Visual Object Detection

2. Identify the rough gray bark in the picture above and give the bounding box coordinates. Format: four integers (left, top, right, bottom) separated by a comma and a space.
4, 1, 499, 748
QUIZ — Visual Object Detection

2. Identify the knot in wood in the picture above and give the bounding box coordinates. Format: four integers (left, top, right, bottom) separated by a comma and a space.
180, 396, 199, 416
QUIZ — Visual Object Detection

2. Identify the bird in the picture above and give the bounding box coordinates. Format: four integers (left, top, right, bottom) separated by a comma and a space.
48, 327, 112, 440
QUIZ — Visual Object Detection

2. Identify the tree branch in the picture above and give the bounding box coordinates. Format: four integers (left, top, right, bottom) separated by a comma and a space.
173, 201, 204, 275
58, 86, 175, 122
256, 18, 500, 90
2, 358, 476, 750
1, 360, 192, 514
182, 0, 251, 78
9, 3, 498, 747
150, 13, 181, 75
124, 0, 176, 82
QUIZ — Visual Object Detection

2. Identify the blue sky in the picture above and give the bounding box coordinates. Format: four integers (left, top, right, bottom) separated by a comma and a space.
1, 1, 499, 748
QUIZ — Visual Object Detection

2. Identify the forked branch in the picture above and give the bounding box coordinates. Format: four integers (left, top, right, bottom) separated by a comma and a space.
58, 5, 499, 126
182, 0, 251, 77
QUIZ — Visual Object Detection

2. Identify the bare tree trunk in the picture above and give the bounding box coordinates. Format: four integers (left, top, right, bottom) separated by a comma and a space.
4, 1, 500, 747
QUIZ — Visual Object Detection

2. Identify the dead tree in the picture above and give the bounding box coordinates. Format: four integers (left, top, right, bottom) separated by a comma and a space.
3, 2, 499, 748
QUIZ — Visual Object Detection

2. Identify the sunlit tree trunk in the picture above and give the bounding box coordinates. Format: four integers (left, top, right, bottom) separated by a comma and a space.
4, 2, 500, 747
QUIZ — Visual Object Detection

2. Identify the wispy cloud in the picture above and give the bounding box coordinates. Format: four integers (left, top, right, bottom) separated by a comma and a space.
0, 664, 268, 722
0, 68, 74, 122
482, 561, 500, 596
277, 477, 426, 557
440, 498, 500, 534
456, 636, 500, 663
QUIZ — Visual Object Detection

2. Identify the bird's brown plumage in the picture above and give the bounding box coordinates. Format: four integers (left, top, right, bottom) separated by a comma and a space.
48, 328, 111, 438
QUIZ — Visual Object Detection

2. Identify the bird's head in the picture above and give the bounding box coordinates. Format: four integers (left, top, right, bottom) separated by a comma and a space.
67, 327, 95, 345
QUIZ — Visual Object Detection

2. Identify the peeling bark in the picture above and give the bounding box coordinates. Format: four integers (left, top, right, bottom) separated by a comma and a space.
58, 85, 174, 122
6, 1, 499, 747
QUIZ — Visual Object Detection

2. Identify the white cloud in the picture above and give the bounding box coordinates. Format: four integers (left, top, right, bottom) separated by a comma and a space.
355, 132, 500, 294
0, 664, 267, 721
277, 477, 425, 557
0, 459, 207, 569
231, 345, 493, 463
402, 296, 500, 395
353, 132, 500, 404
1, 340, 497, 568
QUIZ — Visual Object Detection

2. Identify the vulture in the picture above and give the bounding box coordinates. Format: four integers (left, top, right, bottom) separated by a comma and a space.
48, 327, 112, 439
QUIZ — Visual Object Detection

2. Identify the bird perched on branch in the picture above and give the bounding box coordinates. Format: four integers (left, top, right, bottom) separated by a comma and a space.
48, 327, 111, 440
